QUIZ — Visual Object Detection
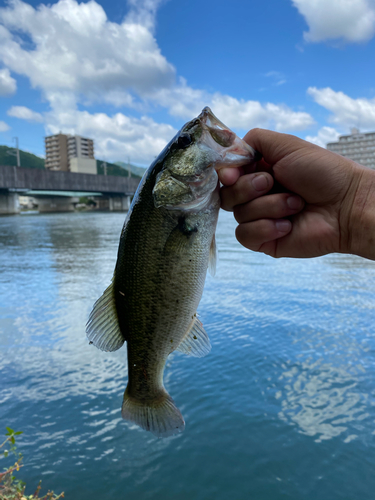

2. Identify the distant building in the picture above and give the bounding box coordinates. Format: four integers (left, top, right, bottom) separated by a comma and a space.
327, 128, 375, 169
45, 134, 97, 174
45, 133, 68, 171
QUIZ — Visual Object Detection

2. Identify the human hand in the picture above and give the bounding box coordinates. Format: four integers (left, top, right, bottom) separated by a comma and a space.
219, 128, 375, 260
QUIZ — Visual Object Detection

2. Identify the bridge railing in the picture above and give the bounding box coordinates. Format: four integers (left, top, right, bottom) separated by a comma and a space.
0, 165, 141, 195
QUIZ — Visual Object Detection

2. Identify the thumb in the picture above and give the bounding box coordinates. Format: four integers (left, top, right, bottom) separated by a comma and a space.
243, 128, 307, 166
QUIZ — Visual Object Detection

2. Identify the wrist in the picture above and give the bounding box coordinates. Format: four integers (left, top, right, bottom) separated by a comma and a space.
345, 165, 375, 260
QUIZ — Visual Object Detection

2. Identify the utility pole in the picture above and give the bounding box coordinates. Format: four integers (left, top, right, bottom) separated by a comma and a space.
15, 137, 20, 167
7, 137, 21, 167
101, 161, 107, 176
127, 156, 131, 178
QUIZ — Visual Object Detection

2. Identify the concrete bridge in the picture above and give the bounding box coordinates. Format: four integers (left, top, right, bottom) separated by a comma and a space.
0, 165, 141, 214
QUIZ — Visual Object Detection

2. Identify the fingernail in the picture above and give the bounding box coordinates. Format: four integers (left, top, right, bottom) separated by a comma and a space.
287, 195, 302, 210
252, 174, 268, 191
275, 219, 291, 232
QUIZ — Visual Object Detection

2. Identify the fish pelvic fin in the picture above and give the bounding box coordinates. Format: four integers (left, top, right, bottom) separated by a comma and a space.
176, 314, 211, 358
122, 388, 185, 438
86, 280, 125, 352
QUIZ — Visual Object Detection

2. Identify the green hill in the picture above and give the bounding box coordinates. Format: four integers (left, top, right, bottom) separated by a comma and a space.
96, 160, 142, 178
0, 145, 144, 179
0, 145, 45, 169
114, 161, 147, 178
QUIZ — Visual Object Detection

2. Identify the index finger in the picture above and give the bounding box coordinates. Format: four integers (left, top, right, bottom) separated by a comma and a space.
218, 158, 272, 186
217, 165, 244, 186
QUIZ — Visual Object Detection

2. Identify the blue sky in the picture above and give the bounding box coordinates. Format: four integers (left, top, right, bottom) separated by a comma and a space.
0, 0, 375, 165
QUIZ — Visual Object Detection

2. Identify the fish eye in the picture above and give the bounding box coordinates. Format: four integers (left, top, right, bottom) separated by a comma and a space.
177, 134, 192, 149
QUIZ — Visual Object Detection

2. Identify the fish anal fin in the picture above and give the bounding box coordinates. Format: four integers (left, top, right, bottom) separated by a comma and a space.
86, 280, 126, 352
176, 315, 211, 358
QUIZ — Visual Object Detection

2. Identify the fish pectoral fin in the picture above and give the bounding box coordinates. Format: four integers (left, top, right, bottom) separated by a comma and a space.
163, 217, 198, 256
176, 315, 211, 358
86, 280, 126, 352
208, 234, 217, 277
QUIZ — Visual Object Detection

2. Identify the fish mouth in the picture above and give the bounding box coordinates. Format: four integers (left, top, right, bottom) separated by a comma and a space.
198, 107, 261, 170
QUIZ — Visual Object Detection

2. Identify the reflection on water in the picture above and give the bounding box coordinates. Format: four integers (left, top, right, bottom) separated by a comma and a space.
1, 211, 375, 500
270, 253, 375, 443
278, 344, 370, 442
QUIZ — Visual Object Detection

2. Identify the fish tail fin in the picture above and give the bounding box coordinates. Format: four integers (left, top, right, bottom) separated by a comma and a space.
121, 388, 185, 438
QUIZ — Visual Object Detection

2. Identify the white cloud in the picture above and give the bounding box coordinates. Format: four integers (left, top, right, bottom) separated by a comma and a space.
0, 67, 16, 95
305, 126, 341, 148
0, 1, 314, 130
7, 105, 44, 122
265, 71, 287, 86
41, 83, 314, 163
150, 77, 207, 117
210, 94, 314, 132
125, 0, 166, 32
152, 78, 314, 132
41, 91, 314, 163
0, 0, 315, 163
0, 120, 10, 132
292, 0, 375, 43
0, 0, 175, 102
45, 107, 177, 165
308, 87, 375, 129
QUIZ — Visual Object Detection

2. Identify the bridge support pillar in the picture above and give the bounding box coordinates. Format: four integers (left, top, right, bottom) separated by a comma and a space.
0, 191, 20, 215
35, 196, 78, 213
109, 196, 130, 211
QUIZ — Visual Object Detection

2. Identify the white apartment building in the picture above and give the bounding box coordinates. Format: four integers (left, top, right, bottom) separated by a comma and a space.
327, 128, 375, 169
45, 134, 97, 174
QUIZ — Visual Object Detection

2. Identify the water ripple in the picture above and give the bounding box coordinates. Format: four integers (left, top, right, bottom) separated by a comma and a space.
1, 210, 375, 500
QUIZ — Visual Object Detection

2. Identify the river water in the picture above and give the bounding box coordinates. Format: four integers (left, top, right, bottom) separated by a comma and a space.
0, 210, 374, 499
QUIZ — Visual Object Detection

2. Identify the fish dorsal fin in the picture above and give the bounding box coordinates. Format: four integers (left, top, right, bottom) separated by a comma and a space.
86, 280, 126, 352
176, 315, 211, 358
208, 234, 217, 277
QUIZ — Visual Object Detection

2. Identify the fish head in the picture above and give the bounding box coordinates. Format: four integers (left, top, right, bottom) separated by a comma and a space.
153, 107, 260, 211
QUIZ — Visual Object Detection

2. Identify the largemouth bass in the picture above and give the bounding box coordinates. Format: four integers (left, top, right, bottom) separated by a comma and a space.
87, 107, 259, 437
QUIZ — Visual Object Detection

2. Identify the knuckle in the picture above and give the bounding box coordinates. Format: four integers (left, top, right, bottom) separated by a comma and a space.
219, 189, 232, 210
233, 203, 253, 223
235, 219, 274, 250
233, 207, 243, 223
